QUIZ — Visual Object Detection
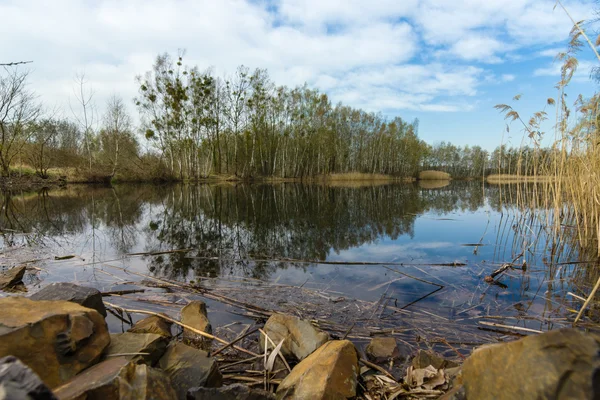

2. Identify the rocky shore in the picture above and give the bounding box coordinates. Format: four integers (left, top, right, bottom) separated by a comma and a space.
0, 271, 599, 399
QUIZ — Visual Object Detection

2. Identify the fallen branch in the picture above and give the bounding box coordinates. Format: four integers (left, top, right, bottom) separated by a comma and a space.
212, 328, 260, 356
104, 301, 259, 357
359, 358, 396, 381
477, 321, 541, 334
573, 275, 600, 326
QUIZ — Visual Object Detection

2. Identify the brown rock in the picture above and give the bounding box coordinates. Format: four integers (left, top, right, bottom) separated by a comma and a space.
261, 313, 329, 361
181, 301, 212, 351
412, 349, 458, 370
365, 337, 401, 363
30, 283, 107, 317
461, 328, 600, 400
54, 356, 176, 400
104, 332, 168, 366
129, 314, 173, 338
276, 340, 359, 400
0, 297, 110, 388
159, 342, 222, 400
0, 265, 26, 292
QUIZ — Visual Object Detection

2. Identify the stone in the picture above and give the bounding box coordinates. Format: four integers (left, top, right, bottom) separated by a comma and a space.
54, 356, 177, 400
181, 301, 213, 351
276, 340, 359, 400
0, 356, 57, 400
187, 383, 276, 400
412, 349, 458, 370
159, 342, 222, 400
365, 337, 401, 363
104, 332, 168, 366
0, 265, 26, 292
30, 282, 107, 317
129, 314, 173, 338
261, 313, 329, 361
0, 297, 110, 388
461, 328, 600, 400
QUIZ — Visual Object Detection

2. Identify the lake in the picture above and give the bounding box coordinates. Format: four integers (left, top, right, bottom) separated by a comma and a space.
0, 181, 595, 358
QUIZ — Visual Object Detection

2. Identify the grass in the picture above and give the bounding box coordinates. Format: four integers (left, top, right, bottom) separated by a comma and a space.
486, 174, 555, 183
418, 170, 451, 180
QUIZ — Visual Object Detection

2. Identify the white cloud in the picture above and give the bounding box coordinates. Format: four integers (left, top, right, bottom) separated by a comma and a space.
0, 0, 596, 125
533, 60, 596, 81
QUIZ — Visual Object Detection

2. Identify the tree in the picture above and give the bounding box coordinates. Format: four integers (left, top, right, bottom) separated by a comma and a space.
100, 95, 133, 177
0, 67, 41, 176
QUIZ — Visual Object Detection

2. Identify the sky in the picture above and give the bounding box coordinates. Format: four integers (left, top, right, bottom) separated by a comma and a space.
1, 0, 599, 150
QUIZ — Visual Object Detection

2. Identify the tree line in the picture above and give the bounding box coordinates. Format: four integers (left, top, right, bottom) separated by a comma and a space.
0, 54, 563, 182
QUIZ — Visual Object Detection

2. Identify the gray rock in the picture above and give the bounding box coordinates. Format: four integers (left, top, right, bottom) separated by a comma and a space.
0, 265, 26, 292
261, 313, 329, 361
129, 314, 173, 338
181, 301, 212, 351
0, 356, 57, 400
461, 328, 600, 400
187, 384, 275, 400
30, 282, 107, 317
159, 342, 222, 400
53, 356, 177, 400
104, 332, 168, 366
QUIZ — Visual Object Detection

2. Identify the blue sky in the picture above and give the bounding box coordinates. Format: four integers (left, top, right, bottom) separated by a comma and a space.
0, 0, 598, 150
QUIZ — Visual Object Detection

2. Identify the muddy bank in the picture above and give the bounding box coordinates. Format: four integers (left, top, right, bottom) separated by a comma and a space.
0, 174, 66, 191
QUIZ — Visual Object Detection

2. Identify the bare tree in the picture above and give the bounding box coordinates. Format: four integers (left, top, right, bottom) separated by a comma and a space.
70, 73, 96, 173
0, 67, 41, 176
101, 95, 132, 177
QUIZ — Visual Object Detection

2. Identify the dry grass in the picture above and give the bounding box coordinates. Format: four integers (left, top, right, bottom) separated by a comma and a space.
418, 170, 451, 180
486, 174, 555, 183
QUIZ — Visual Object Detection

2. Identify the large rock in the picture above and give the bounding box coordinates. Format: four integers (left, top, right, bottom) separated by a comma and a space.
129, 314, 173, 338
461, 329, 600, 400
54, 356, 177, 400
0, 265, 26, 292
104, 332, 168, 366
0, 297, 110, 388
0, 356, 57, 400
30, 282, 107, 317
261, 314, 329, 361
365, 337, 402, 363
159, 342, 222, 400
181, 301, 213, 351
187, 383, 275, 400
276, 340, 359, 400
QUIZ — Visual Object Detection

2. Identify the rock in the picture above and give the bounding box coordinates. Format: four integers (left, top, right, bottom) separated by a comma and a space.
181, 301, 213, 351
159, 342, 222, 400
54, 356, 177, 400
0, 265, 26, 292
129, 314, 173, 338
412, 349, 458, 370
30, 282, 107, 317
104, 332, 167, 366
461, 328, 600, 400
365, 337, 402, 363
0, 297, 110, 388
261, 314, 329, 361
187, 383, 276, 400
276, 340, 359, 400
0, 356, 57, 400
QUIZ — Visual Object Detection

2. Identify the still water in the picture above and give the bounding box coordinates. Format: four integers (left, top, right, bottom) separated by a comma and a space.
0, 181, 592, 354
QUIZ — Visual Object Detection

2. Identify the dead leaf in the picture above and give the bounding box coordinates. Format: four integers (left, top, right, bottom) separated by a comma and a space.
265, 339, 284, 372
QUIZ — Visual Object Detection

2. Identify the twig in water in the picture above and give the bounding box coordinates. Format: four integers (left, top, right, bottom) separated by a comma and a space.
573, 275, 600, 326
478, 321, 542, 334
359, 358, 396, 381
212, 328, 260, 356
104, 301, 258, 357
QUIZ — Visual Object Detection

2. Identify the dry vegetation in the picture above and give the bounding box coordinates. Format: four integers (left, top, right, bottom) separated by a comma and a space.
418, 170, 451, 180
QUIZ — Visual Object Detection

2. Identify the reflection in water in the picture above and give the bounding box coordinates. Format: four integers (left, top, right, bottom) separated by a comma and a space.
0, 181, 594, 340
